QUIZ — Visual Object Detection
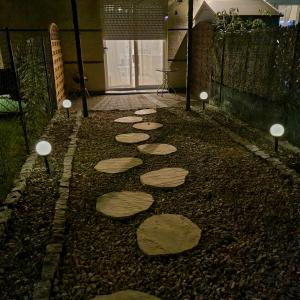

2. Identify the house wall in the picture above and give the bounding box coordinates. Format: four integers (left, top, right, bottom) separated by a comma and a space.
0, 0, 193, 93
167, 0, 203, 89
0, 0, 105, 94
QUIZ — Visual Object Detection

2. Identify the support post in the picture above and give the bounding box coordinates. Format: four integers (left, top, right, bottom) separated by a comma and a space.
71, 0, 88, 117
219, 35, 226, 102
6, 28, 30, 154
186, 0, 193, 111
44, 156, 50, 174
42, 35, 53, 116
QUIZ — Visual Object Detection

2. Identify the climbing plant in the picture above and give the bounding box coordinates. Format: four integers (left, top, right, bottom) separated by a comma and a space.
15, 37, 50, 142
213, 8, 268, 33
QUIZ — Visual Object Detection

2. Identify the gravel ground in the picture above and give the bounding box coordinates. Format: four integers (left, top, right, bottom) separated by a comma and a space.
0, 113, 75, 300
52, 108, 300, 300
201, 104, 300, 174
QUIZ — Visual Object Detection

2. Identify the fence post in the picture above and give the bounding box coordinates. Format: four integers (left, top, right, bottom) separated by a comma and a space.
5, 28, 30, 154
42, 35, 54, 117
186, 0, 194, 111
71, 0, 89, 118
219, 34, 226, 103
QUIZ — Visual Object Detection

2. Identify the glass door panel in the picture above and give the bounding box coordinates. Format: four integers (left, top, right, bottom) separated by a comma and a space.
137, 40, 164, 87
105, 40, 134, 89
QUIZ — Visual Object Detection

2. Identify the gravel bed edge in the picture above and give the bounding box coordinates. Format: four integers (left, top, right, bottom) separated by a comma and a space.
32, 111, 82, 300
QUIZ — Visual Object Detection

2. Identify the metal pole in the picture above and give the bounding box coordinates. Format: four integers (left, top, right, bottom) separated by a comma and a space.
6, 28, 30, 154
219, 35, 226, 102
44, 156, 50, 174
186, 0, 193, 111
274, 137, 279, 153
67, 108, 70, 118
71, 0, 88, 117
42, 35, 52, 116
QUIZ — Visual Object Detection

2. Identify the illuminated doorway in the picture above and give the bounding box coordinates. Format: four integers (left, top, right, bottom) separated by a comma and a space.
104, 40, 164, 90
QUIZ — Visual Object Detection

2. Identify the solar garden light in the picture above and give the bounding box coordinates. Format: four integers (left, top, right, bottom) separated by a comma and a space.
62, 99, 72, 118
36, 140, 52, 174
270, 124, 284, 153
200, 91, 209, 110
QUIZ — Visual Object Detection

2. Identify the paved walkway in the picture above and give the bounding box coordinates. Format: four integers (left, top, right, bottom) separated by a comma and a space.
72, 93, 183, 111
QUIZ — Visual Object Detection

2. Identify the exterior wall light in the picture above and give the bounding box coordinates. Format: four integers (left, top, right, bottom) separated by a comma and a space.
200, 91, 209, 110
270, 124, 284, 152
62, 99, 72, 118
36, 140, 52, 174
164, 15, 169, 21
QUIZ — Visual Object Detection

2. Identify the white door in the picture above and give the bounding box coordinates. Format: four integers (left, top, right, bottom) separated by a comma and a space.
104, 40, 134, 89
104, 40, 164, 90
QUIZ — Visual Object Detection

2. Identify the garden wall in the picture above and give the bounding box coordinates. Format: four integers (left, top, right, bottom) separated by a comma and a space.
192, 23, 300, 146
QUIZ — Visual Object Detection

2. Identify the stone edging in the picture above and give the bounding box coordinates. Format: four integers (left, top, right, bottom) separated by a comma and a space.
32, 111, 82, 300
190, 106, 300, 186
0, 112, 61, 239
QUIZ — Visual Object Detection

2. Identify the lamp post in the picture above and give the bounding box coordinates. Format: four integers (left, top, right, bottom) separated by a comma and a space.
62, 99, 72, 118
270, 124, 284, 152
36, 140, 52, 174
200, 91, 209, 110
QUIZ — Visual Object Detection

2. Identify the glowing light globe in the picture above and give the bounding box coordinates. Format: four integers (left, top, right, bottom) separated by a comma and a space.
200, 91, 208, 100
270, 124, 284, 137
164, 15, 169, 21
36, 141, 52, 156
62, 99, 72, 109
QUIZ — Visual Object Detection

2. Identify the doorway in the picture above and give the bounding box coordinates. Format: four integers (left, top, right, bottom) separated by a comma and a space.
104, 40, 164, 90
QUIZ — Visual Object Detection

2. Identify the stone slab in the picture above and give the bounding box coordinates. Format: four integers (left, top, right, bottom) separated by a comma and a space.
114, 116, 143, 123
140, 168, 188, 188
133, 122, 163, 131
137, 214, 201, 256
96, 191, 154, 218
137, 144, 177, 155
134, 109, 157, 115
91, 290, 161, 300
116, 133, 150, 144
95, 157, 143, 174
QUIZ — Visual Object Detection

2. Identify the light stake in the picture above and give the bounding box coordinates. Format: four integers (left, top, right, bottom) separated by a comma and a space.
62, 99, 72, 118
270, 124, 284, 152
200, 91, 209, 110
36, 140, 52, 174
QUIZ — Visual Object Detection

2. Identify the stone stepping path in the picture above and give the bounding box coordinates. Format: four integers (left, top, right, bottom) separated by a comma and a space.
96, 191, 154, 218
137, 144, 177, 155
116, 133, 150, 144
137, 214, 201, 255
140, 168, 188, 188
134, 108, 157, 115
95, 157, 143, 174
91, 290, 161, 300
114, 116, 143, 123
133, 122, 163, 131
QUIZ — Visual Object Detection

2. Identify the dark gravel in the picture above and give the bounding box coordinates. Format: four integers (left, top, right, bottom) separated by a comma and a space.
203, 105, 300, 175
0, 113, 75, 300
52, 108, 300, 300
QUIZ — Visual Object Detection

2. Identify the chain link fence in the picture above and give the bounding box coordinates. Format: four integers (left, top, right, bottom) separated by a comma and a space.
0, 29, 57, 202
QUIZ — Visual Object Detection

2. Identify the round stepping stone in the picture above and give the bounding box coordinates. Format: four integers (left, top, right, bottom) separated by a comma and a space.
140, 168, 188, 188
137, 144, 177, 155
133, 122, 163, 131
114, 116, 143, 123
95, 157, 143, 174
91, 290, 161, 300
134, 109, 157, 115
116, 133, 150, 144
137, 214, 201, 255
96, 191, 154, 218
